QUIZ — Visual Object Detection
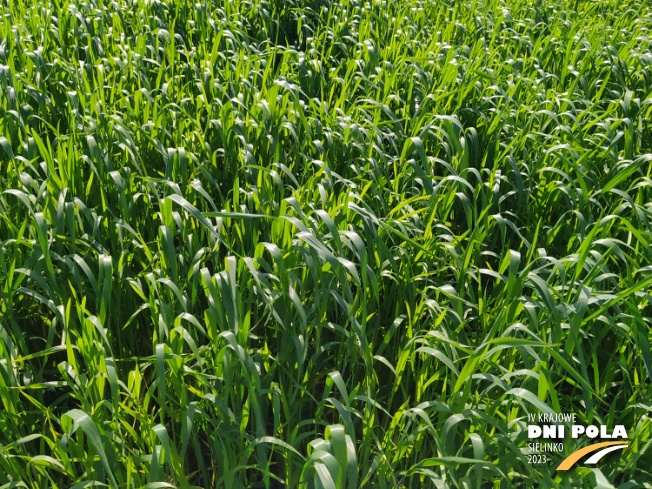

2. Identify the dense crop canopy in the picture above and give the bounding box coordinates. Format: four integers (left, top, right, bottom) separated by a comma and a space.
1, 0, 652, 487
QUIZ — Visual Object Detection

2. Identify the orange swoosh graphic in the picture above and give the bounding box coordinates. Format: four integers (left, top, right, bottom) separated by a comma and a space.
556, 441, 628, 470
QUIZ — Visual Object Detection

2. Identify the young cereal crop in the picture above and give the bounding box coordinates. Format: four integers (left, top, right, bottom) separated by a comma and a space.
1, 0, 652, 487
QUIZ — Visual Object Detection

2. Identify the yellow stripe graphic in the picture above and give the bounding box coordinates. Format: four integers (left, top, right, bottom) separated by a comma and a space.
556, 441, 628, 470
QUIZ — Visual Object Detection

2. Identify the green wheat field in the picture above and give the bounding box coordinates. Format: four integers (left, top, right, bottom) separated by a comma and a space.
1, 0, 652, 487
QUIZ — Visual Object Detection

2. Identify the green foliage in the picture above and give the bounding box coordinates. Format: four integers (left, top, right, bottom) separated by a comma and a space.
0, 0, 652, 487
